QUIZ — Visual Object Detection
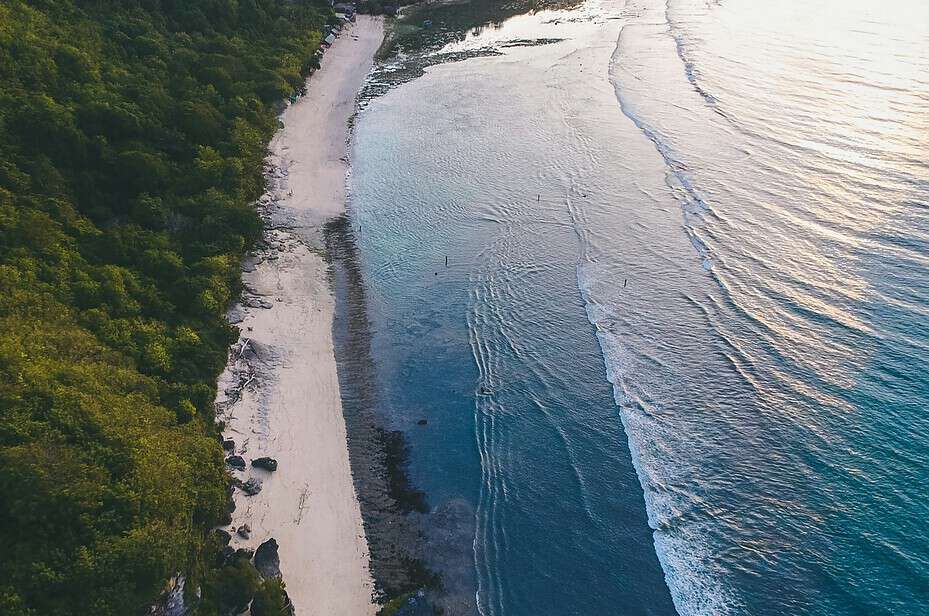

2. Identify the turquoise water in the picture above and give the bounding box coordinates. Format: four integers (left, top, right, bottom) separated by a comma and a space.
348, 0, 929, 613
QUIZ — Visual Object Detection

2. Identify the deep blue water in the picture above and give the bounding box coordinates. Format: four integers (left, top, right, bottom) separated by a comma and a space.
348, 0, 929, 614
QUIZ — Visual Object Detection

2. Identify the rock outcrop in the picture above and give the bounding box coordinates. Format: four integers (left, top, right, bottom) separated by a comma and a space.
252, 457, 278, 472
225, 455, 246, 470
254, 538, 281, 579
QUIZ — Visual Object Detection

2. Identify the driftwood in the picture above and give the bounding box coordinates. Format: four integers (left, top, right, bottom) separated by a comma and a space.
223, 370, 257, 417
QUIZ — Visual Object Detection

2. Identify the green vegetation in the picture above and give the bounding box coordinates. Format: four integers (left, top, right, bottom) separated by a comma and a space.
0, 0, 328, 613
250, 578, 293, 616
200, 553, 261, 616
379, 0, 581, 59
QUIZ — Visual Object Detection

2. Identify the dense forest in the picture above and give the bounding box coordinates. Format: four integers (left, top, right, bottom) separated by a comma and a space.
0, 0, 329, 613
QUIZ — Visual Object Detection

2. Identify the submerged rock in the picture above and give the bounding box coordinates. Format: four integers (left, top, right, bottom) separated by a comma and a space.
222, 438, 235, 451
225, 455, 246, 470
252, 457, 278, 472
387, 589, 433, 616
236, 524, 251, 539
254, 538, 281, 579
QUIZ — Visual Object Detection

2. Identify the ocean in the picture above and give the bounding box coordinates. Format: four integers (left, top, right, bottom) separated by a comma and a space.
346, 0, 929, 613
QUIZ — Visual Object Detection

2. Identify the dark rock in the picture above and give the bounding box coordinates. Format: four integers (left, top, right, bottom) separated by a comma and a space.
242, 256, 260, 273
384, 589, 432, 616
240, 477, 262, 495
254, 538, 281, 579
222, 438, 235, 451
416, 419, 427, 426
239, 339, 272, 362
225, 455, 246, 470
227, 306, 246, 324
252, 457, 278, 472
219, 545, 236, 565
243, 296, 274, 308
236, 524, 251, 539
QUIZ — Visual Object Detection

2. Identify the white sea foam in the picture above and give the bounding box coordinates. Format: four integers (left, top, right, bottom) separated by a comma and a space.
577, 257, 742, 616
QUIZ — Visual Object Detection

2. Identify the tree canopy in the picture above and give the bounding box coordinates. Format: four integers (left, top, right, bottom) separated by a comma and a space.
0, 0, 325, 613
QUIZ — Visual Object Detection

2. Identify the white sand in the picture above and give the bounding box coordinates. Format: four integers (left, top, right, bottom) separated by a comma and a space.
215, 17, 384, 616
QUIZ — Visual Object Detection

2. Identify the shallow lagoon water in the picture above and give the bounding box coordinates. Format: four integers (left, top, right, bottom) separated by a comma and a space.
348, 1, 929, 613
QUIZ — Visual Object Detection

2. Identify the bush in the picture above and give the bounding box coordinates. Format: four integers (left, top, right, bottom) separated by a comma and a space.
251, 578, 293, 616
199, 557, 261, 616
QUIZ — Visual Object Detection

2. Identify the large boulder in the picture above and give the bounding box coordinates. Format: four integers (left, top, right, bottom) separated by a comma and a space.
252, 457, 278, 472
254, 538, 281, 579
225, 455, 246, 470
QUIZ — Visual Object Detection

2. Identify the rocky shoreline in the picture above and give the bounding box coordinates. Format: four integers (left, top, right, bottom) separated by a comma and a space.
325, 216, 440, 603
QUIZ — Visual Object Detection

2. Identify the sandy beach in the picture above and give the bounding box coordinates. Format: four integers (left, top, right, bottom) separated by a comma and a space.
214, 16, 384, 616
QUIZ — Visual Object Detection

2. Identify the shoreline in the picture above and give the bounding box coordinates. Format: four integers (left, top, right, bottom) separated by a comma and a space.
214, 16, 384, 615
325, 215, 438, 601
